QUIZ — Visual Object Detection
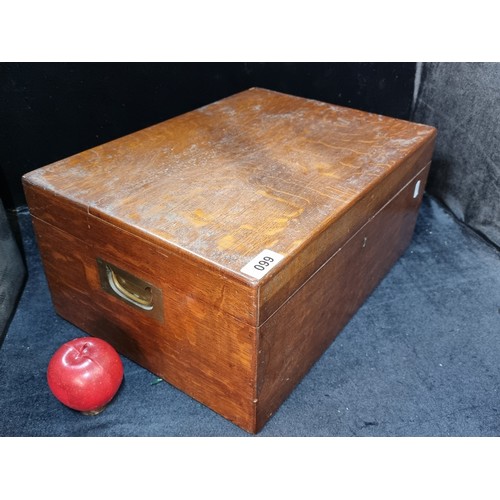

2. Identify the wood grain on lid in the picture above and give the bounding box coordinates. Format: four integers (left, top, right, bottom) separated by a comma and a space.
24, 88, 436, 280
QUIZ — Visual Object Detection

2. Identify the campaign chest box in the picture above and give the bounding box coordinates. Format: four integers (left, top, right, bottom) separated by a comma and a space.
23, 88, 436, 433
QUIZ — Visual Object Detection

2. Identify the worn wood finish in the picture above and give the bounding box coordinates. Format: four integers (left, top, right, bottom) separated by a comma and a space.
24, 183, 258, 325
23, 88, 436, 433
255, 164, 430, 431
258, 139, 435, 324
23, 88, 435, 283
30, 213, 257, 430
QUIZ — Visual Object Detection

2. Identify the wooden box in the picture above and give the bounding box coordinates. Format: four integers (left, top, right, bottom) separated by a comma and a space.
23, 88, 436, 433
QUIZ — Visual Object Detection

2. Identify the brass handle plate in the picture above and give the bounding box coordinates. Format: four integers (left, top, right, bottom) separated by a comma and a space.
97, 258, 163, 322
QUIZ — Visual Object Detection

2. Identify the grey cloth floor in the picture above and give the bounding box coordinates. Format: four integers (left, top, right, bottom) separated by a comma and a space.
1, 195, 499, 436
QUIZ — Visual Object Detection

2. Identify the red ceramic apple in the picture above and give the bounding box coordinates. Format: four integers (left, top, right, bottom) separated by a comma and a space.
47, 337, 124, 415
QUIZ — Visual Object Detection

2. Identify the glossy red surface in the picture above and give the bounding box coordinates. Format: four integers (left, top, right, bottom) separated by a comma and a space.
47, 337, 123, 412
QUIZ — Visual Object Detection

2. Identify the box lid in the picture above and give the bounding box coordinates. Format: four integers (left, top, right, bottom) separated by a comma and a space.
23, 88, 435, 312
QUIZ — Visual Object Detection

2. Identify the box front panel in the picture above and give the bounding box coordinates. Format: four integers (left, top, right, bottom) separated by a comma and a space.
255, 164, 430, 431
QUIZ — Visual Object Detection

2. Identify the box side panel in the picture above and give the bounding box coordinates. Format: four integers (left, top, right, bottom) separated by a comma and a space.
23, 180, 258, 327
258, 134, 436, 325
30, 215, 258, 432
255, 164, 430, 431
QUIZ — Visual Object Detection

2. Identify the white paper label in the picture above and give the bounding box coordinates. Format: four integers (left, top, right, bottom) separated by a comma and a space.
413, 180, 421, 199
240, 249, 285, 280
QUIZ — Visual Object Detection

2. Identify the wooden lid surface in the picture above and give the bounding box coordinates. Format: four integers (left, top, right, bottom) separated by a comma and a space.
24, 88, 435, 283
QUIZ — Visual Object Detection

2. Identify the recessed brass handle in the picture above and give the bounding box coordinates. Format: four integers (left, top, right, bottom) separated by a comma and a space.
106, 265, 153, 310
96, 258, 163, 322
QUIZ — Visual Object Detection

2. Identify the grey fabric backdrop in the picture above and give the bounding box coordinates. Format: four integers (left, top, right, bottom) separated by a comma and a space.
413, 62, 500, 247
0, 200, 25, 341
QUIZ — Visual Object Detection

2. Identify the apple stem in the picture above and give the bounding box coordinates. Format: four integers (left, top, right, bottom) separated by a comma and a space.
74, 342, 90, 359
